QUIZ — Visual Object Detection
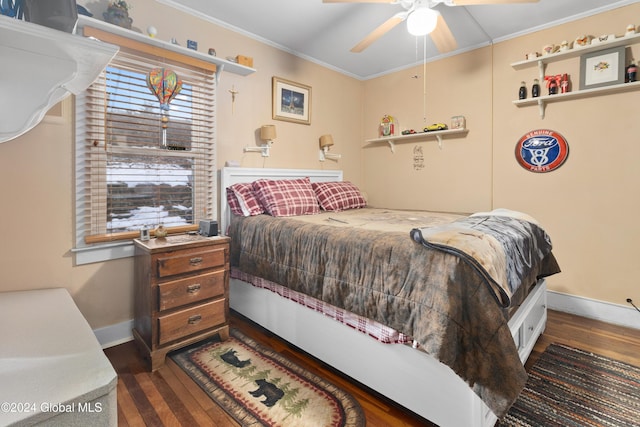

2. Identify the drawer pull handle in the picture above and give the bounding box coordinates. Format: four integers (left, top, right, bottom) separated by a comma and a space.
188, 314, 202, 325
187, 284, 201, 294
189, 257, 203, 265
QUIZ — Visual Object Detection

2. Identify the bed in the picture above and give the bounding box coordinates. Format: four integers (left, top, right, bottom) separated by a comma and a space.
220, 167, 560, 427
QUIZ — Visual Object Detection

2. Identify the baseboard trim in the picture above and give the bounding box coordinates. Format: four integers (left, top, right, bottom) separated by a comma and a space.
93, 292, 640, 349
94, 319, 134, 349
547, 290, 640, 330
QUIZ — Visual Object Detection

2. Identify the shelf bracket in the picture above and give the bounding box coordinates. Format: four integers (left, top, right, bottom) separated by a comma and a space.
436, 135, 443, 149
537, 99, 545, 119
536, 59, 545, 80
386, 139, 396, 153
215, 63, 225, 84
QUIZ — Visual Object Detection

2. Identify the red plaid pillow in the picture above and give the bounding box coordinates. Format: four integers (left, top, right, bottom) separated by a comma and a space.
226, 183, 264, 216
312, 181, 366, 212
252, 177, 320, 217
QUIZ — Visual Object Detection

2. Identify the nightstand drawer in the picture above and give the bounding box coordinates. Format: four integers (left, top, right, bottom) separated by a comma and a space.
158, 299, 225, 345
156, 247, 226, 278
158, 270, 226, 311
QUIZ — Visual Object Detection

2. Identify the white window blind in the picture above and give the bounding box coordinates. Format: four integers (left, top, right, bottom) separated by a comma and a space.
75, 45, 216, 253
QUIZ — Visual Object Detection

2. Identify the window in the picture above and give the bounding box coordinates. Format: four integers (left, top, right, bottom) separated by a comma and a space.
75, 39, 216, 263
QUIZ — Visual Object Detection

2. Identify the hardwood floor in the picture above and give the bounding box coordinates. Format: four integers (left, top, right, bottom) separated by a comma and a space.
104, 310, 640, 426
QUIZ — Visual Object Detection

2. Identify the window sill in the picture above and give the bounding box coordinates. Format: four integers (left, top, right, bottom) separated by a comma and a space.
72, 241, 135, 265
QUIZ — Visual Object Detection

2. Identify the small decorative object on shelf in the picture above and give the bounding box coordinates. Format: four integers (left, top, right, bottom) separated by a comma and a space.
146, 26, 157, 38
525, 52, 539, 60
519, 81, 527, 99
560, 74, 570, 93
626, 24, 636, 37
574, 35, 592, 48
103, 0, 132, 29
451, 115, 466, 130
559, 40, 571, 52
236, 55, 254, 67
545, 74, 561, 95
626, 61, 637, 82
154, 224, 167, 239
208, 48, 217, 56
532, 78, 540, 98
424, 123, 448, 132
379, 115, 396, 137
187, 40, 197, 50
542, 44, 558, 56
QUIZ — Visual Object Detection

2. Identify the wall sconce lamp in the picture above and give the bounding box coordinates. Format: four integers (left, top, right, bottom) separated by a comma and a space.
244, 125, 276, 157
319, 134, 342, 162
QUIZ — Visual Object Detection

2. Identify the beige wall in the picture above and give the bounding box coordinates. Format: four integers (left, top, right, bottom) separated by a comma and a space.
0, 1, 637, 329
0, 0, 364, 328
363, 3, 640, 307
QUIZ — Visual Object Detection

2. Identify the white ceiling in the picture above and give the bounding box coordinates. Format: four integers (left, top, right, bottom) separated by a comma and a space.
160, 0, 636, 80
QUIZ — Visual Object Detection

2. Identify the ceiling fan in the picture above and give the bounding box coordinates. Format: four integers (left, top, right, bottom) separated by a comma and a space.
324, 0, 539, 54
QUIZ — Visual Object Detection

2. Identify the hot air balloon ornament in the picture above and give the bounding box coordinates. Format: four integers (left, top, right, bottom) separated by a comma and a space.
146, 68, 183, 149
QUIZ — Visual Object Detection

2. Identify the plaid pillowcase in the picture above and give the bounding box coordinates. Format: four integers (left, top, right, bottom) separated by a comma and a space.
252, 177, 320, 217
312, 181, 366, 212
226, 183, 264, 216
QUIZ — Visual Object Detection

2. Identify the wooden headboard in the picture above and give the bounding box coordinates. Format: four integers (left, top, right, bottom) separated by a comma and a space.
219, 167, 343, 236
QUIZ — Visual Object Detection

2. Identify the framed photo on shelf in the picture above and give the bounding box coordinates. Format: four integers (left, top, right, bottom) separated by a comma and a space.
272, 77, 311, 125
579, 46, 625, 90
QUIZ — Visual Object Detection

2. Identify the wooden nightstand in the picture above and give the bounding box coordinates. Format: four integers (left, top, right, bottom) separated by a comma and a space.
132, 234, 230, 371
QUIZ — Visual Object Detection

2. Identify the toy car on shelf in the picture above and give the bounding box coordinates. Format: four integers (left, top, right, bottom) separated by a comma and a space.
424, 123, 448, 132
401, 129, 417, 135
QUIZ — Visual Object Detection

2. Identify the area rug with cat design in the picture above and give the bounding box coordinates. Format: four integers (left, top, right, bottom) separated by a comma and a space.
170, 328, 365, 427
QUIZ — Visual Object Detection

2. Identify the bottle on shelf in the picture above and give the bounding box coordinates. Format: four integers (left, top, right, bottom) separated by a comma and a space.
547, 76, 558, 95
627, 61, 637, 83
518, 81, 527, 99
560, 74, 570, 93
532, 78, 540, 98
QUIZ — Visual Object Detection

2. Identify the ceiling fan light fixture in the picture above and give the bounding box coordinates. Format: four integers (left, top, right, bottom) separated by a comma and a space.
406, 7, 438, 36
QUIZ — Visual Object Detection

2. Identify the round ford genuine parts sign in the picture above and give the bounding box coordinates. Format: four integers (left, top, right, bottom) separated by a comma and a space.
515, 129, 569, 173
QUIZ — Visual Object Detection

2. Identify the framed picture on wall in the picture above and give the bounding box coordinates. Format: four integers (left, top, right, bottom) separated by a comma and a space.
272, 77, 311, 125
579, 46, 625, 90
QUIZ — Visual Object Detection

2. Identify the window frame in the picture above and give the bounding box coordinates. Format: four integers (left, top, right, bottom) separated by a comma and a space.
74, 26, 217, 265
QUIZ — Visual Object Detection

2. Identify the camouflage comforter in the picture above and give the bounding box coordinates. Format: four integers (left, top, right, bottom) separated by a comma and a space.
228, 208, 560, 418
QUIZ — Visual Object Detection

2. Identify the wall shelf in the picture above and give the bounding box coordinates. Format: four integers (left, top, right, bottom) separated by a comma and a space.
513, 81, 640, 117
76, 15, 256, 83
364, 128, 469, 153
511, 32, 640, 118
0, 16, 119, 143
511, 32, 640, 70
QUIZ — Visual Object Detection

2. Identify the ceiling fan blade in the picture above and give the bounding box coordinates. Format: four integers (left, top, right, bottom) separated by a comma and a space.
430, 14, 457, 53
323, 0, 395, 3
351, 14, 405, 53
450, 0, 538, 5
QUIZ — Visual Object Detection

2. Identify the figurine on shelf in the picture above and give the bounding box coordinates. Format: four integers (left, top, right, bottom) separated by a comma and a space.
625, 24, 636, 37
103, 1, 133, 29
518, 81, 527, 100
532, 78, 540, 98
